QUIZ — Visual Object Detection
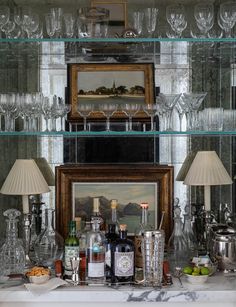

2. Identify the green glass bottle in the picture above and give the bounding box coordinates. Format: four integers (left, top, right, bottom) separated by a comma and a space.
64, 220, 80, 277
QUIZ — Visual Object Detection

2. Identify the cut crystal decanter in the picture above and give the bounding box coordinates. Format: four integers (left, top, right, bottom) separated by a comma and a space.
1, 209, 25, 275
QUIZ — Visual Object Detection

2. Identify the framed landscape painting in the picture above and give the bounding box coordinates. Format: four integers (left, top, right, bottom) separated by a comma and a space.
56, 164, 174, 240
67, 63, 155, 121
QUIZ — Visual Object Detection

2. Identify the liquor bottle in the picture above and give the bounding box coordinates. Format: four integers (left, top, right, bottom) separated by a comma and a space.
107, 199, 119, 233
79, 220, 91, 285
64, 220, 80, 277
87, 219, 106, 284
91, 197, 106, 231
105, 224, 118, 282
111, 224, 135, 285
134, 202, 153, 268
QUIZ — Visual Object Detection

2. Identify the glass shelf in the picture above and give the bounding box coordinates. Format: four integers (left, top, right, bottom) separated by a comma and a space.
0, 37, 236, 44
0, 130, 235, 137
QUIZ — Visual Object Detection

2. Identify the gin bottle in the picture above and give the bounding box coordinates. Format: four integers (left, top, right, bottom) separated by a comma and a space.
134, 202, 153, 268
111, 224, 135, 285
87, 219, 105, 284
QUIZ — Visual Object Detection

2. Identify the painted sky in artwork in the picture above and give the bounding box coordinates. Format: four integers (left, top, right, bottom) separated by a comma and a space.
73, 182, 157, 210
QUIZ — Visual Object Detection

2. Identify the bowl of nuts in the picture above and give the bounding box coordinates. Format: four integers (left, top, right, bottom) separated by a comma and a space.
26, 266, 50, 284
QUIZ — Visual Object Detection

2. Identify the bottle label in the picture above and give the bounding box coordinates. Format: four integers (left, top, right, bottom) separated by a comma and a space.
88, 262, 105, 277
114, 251, 134, 277
134, 236, 143, 268
65, 246, 80, 270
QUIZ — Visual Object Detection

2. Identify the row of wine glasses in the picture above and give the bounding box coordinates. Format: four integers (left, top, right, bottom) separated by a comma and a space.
76, 92, 207, 132
132, 2, 236, 38
0, 93, 71, 132
1, 2, 236, 39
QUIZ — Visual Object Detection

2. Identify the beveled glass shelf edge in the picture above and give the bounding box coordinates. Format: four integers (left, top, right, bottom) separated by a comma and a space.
0, 131, 235, 137
1, 37, 236, 43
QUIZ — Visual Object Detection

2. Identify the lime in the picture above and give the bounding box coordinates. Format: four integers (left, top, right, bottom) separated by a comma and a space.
200, 267, 209, 275
183, 266, 193, 275
192, 272, 200, 276
193, 266, 201, 274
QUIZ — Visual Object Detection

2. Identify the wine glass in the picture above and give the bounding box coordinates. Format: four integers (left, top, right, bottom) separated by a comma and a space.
194, 3, 214, 38
157, 93, 181, 131
123, 103, 140, 131
182, 92, 207, 130
50, 7, 63, 38
142, 103, 156, 131
57, 98, 71, 131
175, 95, 190, 132
0, 6, 10, 37
45, 13, 56, 38
63, 13, 75, 38
99, 102, 117, 132
219, 2, 236, 38
77, 103, 92, 131
144, 7, 158, 37
42, 97, 52, 132
166, 4, 186, 38
132, 11, 144, 36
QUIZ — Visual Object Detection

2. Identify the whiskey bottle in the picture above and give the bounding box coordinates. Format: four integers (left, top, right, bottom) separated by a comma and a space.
64, 220, 80, 277
87, 219, 105, 285
105, 224, 118, 282
134, 202, 153, 268
111, 224, 135, 285
91, 197, 106, 231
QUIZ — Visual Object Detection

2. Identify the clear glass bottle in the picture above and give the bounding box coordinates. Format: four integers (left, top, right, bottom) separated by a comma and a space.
167, 206, 189, 272
111, 224, 135, 285
86, 219, 105, 284
1, 209, 25, 275
134, 202, 153, 268
34, 208, 64, 268
183, 204, 197, 258
105, 224, 118, 282
79, 220, 91, 284
64, 220, 80, 277
91, 197, 106, 231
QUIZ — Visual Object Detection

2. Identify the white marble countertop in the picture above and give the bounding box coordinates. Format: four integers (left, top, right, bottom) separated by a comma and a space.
0, 272, 235, 304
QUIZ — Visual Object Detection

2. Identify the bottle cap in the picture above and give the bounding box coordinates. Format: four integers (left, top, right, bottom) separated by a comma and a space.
111, 199, 118, 209
140, 202, 149, 209
93, 198, 100, 212
119, 224, 127, 231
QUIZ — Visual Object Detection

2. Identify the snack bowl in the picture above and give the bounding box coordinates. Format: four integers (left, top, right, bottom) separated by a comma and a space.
184, 274, 208, 285
28, 274, 50, 284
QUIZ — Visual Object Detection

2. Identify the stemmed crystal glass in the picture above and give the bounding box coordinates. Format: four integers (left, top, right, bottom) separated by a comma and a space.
123, 103, 140, 131
156, 93, 181, 131
77, 103, 92, 131
45, 13, 56, 38
194, 3, 214, 38
182, 92, 207, 130
142, 103, 156, 131
0, 93, 18, 132
144, 7, 158, 37
63, 13, 75, 38
99, 102, 117, 132
219, 2, 236, 38
175, 95, 190, 132
0, 6, 10, 37
132, 11, 144, 36
166, 4, 187, 38
50, 7, 63, 38
42, 97, 52, 132
57, 98, 71, 131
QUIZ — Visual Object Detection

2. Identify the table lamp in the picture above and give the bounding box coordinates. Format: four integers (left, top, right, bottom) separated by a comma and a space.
0, 159, 50, 266
0, 159, 50, 214
183, 151, 233, 212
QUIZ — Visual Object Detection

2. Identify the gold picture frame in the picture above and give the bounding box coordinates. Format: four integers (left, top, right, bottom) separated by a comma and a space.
67, 63, 155, 122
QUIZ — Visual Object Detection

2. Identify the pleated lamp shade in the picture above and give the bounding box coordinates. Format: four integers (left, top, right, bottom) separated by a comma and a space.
0, 159, 50, 214
176, 151, 197, 181
184, 151, 232, 211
